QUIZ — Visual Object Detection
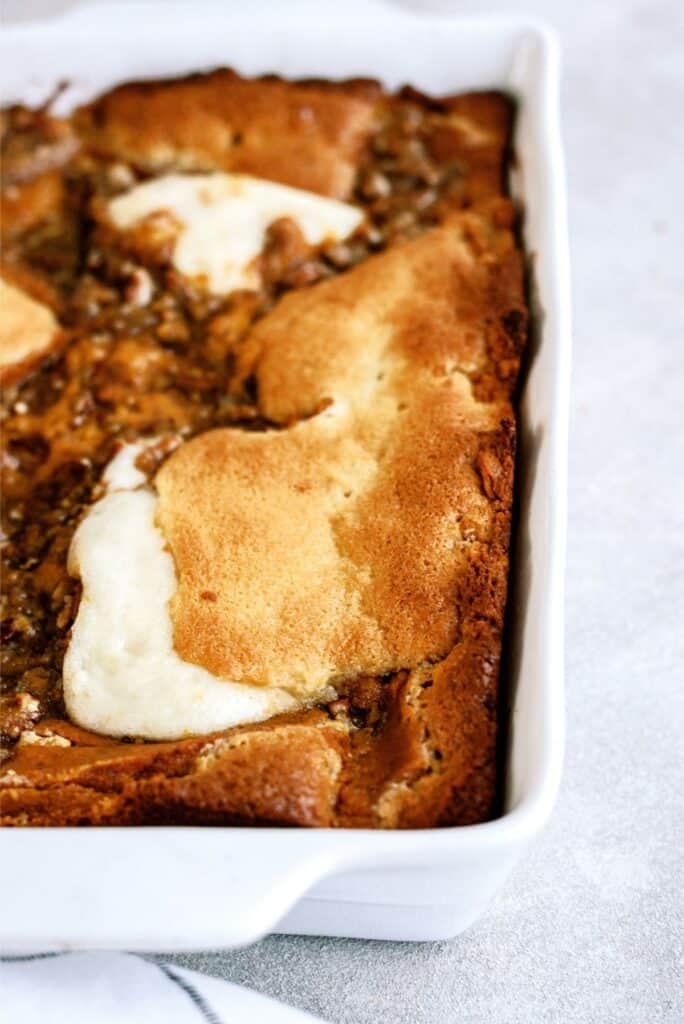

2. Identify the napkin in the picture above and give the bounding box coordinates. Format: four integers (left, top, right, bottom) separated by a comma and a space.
1, 951, 326, 1024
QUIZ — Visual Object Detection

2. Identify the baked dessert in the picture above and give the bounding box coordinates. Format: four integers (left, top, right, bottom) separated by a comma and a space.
0, 70, 527, 827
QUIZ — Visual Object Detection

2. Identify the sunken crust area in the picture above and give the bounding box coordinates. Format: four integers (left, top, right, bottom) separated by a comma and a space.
77, 69, 382, 199
0, 71, 525, 829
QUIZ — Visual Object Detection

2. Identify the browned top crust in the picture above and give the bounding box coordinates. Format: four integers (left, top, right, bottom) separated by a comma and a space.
78, 70, 382, 198
0, 276, 61, 386
239, 200, 521, 420
157, 212, 520, 694
0, 70, 525, 829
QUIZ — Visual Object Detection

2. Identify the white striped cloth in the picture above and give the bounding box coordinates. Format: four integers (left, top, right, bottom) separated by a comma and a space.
1, 951, 326, 1024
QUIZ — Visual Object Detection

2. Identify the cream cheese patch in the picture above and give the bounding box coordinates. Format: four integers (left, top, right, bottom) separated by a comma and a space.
63, 448, 304, 740
107, 172, 364, 294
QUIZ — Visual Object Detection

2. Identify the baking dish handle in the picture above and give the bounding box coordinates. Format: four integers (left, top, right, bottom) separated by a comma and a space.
0, 829, 345, 952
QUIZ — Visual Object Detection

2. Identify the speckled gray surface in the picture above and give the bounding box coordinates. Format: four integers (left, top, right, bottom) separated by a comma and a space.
6, 0, 684, 1020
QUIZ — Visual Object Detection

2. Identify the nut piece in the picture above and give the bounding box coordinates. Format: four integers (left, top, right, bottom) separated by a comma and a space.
125, 267, 154, 307
17, 729, 72, 748
0, 692, 41, 741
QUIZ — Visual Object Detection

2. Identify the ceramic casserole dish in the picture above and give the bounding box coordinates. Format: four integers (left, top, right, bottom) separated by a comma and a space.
0, 0, 569, 947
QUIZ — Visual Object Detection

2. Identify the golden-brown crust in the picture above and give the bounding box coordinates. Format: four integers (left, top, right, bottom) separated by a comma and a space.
77, 69, 381, 199
238, 199, 522, 421
0, 70, 526, 830
157, 215, 518, 694
0, 276, 62, 386
157, 217, 518, 696
0, 714, 345, 826
1, 170, 66, 241
431, 91, 513, 203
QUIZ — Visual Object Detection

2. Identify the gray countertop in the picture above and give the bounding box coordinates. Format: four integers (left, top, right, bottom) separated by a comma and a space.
5, 1, 684, 1021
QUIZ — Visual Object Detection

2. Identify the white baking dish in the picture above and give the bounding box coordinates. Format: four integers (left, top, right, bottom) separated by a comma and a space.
0, 1, 570, 948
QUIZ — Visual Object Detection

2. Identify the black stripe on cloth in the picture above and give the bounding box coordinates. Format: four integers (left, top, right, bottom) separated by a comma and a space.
157, 962, 223, 1024
0, 952, 63, 962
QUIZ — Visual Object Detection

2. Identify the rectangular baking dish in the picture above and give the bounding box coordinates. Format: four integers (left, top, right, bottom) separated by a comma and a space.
0, 1, 570, 948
